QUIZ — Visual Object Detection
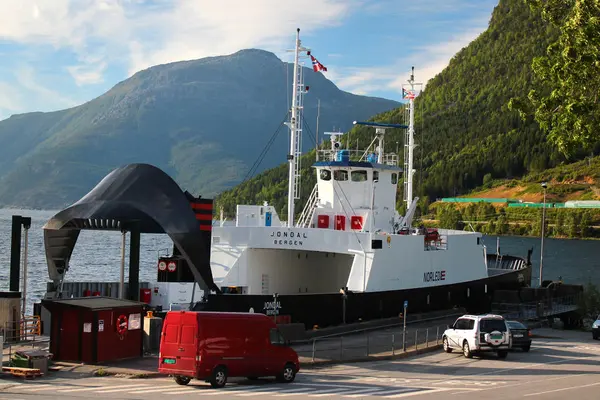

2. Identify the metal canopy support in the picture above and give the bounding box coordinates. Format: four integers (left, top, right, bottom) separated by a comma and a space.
119, 229, 127, 299
10, 216, 22, 292
128, 221, 140, 301
21, 223, 30, 317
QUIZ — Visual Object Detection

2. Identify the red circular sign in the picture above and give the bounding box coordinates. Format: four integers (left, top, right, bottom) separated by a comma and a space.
158, 261, 167, 271
116, 314, 128, 335
167, 262, 177, 272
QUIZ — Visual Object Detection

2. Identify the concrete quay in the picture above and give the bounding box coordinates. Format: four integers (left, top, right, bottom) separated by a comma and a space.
2, 327, 599, 399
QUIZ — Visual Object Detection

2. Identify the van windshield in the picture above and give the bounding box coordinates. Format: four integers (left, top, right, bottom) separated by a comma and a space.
270, 328, 287, 346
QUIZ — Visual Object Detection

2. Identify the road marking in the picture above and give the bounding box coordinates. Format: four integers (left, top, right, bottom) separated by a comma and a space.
307, 388, 354, 397
343, 387, 388, 397
17, 384, 60, 391
127, 385, 186, 393
524, 381, 600, 397
450, 389, 484, 395
95, 384, 154, 393
384, 388, 449, 398
162, 387, 221, 395
199, 386, 280, 396
271, 387, 317, 396
59, 383, 150, 392
296, 382, 362, 389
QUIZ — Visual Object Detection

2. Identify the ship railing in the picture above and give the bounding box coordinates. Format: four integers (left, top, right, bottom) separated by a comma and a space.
293, 323, 450, 364
296, 183, 319, 228
491, 294, 580, 321
382, 153, 399, 166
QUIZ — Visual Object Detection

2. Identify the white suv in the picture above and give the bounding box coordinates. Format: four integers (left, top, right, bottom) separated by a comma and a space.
442, 314, 511, 359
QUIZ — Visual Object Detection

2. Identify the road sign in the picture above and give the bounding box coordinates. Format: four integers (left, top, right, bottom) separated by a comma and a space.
404, 300, 408, 308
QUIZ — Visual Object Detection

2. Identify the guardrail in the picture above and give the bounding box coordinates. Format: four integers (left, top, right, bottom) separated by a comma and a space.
2, 316, 41, 342
2, 316, 48, 367
294, 324, 448, 363
492, 294, 580, 321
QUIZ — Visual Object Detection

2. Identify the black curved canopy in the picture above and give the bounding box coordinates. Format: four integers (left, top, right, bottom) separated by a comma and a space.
43, 163, 219, 293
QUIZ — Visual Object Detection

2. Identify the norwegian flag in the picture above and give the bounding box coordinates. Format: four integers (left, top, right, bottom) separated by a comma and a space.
402, 88, 415, 99
310, 55, 327, 72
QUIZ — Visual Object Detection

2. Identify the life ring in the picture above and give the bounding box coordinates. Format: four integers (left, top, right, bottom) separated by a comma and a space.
116, 314, 128, 335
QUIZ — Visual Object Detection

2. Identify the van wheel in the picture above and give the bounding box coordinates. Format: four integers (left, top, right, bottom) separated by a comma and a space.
210, 366, 228, 388
497, 350, 508, 359
174, 375, 191, 385
462, 341, 472, 358
277, 363, 296, 383
443, 337, 452, 353
522, 345, 531, 352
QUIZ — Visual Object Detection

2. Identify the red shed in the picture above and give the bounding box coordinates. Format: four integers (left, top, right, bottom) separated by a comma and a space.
42, 297, 146, 364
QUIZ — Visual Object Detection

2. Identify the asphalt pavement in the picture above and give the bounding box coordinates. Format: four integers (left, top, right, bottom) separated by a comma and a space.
1, 328, 599, 399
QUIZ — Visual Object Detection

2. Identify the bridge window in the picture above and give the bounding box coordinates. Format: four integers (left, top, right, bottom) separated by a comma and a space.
391, 173, 398, 184
373, 171, 379, 181
334, 170, 348, 181
351, 170, 368, 182
320, 169, 331, 181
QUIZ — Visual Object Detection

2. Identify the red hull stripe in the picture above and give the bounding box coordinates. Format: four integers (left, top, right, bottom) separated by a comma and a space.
191, 203, 213, 211
195, 214, 212, 221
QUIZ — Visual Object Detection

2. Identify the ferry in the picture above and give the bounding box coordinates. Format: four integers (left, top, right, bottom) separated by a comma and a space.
41, 29, 532, 329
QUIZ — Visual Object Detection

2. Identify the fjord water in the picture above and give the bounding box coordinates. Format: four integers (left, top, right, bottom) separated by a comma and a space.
0, 208, 598, 315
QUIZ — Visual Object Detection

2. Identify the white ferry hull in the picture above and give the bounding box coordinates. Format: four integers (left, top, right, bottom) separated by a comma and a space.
210, 226, 493, 295
204, 225, 532, 327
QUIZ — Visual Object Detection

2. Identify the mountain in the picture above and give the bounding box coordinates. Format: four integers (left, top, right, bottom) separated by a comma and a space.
0, 49, 400, 209
216, 0, 600, 218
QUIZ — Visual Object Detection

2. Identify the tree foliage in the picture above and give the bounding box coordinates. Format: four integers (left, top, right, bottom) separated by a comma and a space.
218, 0, 600, 219
577, 282, 600, 321
511, 0, 600, 155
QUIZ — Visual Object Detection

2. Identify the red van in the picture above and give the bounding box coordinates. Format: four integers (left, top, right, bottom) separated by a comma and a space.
158, 311, 300, 388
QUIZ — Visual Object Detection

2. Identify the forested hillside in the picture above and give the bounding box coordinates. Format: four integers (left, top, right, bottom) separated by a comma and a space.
216, 0, 600, 219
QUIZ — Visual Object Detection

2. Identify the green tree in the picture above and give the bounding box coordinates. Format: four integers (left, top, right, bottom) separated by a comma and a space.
437, 205, 462, 230
580, 210, 592, 238
483, 173, 493, 187
496, 213, 509, 235
554, 210, 565, 236
511, 0, 600, 155
577, 282, 600, 321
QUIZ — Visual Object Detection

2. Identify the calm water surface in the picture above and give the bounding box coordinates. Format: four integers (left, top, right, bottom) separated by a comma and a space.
0, 209, 598, 314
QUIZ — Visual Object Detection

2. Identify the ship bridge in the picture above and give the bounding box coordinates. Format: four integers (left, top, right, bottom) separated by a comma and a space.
310, 156, 402, 233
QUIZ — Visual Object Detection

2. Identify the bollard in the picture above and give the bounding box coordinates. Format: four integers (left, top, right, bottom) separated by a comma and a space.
366, 333, 370, 356
415, 329, 418, 350
312, 339, 316, 363
392, 334, 395, 356
340, 336, 343, 360
426, 328, 429, 348
436, 326, 440, 345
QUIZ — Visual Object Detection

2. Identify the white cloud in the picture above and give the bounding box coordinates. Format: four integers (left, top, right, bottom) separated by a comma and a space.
14, 65, 78, 110
327, 18, 490, 99
0, 0, 355, 84
0, 82, 23, 113
67, 61, 108, 86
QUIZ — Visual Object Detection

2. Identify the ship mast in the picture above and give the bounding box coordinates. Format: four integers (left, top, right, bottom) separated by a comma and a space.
403, 67, 420, 210
286, 28, 308, 227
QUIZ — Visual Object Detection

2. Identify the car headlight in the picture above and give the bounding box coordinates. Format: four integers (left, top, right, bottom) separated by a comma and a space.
593, 322, 599, 329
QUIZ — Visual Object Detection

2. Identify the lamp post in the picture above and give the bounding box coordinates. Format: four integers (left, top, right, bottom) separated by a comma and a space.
539, 182, 547, 287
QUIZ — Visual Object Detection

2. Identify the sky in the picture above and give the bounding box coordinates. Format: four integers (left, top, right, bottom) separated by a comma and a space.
0, 0, 500, 121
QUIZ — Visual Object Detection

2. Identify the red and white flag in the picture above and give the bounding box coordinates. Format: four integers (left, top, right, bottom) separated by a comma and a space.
310, 55, 327, 72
